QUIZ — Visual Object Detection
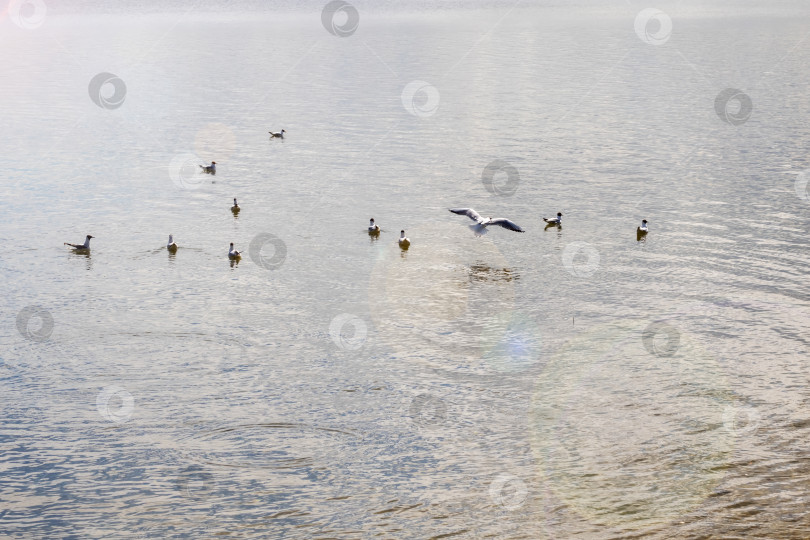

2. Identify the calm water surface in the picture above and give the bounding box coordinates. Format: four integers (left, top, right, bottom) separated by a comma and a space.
2, 2, 810, 538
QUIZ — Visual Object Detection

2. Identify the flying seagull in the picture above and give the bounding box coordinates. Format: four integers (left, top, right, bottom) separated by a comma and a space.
64, 235, 93, 250
448, 208, 525, 236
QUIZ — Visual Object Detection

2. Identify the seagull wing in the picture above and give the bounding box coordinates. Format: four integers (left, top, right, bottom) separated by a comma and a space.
449, 208, 483, 223
488, 218, 525, 233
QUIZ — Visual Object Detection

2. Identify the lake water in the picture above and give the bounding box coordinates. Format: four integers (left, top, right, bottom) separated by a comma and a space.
3, 1, 810, 538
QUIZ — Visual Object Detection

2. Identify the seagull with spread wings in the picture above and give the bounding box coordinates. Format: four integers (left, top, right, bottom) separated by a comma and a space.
448, 208, 525, 236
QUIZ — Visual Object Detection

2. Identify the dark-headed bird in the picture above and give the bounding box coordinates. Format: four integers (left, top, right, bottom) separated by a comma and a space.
228, 242, 241, 259
448, 208, 524, 236
64, 235, 93, 250
398, 230, 410, 249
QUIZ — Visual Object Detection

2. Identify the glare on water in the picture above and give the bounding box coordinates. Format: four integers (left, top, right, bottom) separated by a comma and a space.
2, 2, 810, 538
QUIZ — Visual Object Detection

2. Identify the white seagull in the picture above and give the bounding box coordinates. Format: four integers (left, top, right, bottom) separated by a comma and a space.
200, 161, 216, 174
228, 242, 241, 258
543, 212, 563, 225
368, 218, 380, 233
167, 235, 178, 252
231, 198, 240, 212
269, 129, 286, 139
638, 219, 648, 233
64, 235, 93, 250
448, 208, 525, 236
399, 230, 410, 249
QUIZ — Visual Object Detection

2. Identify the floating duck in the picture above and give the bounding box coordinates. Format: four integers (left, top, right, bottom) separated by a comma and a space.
228, 242, 241, 259
398, 230, 410, 249
543, 212, 563, 225
64, 235, 93, 250
200, 161, 216, 174
448, 208, 525, 236
368, 218, 380, 234
167, 235, 178, 252
269, 130, 286, 139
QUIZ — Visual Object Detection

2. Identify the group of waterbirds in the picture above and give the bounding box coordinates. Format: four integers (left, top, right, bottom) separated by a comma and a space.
63, 196, 245, 259
64, 137, 648, 259
64, 206, 649, 258
367, 209, 649, 250
368, 208, 527, 251
62, 124, 289, 261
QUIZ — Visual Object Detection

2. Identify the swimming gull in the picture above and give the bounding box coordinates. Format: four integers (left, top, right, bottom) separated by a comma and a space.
64, 235, 93, 250
398, 230, 410, 249
228, 242, 242, 258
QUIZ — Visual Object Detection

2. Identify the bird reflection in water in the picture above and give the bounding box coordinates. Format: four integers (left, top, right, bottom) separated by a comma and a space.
68, 250, 93, 271
544, 222, 562, 232
468, 263, 519, 283
230, 257, 240, 268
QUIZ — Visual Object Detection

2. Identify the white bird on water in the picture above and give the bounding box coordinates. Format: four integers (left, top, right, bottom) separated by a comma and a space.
543, 212, 563, 225
269, 129, 286, 139
448, 208, 525, 236
200, 161, 216, 174
64, 235, 93, 250
368, 218, 380, 233
231, 198, 240, 212
399, 230, 410, 249
638, 219, 648, 233
167, 235, 178, 252
228, 243, 241, 258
